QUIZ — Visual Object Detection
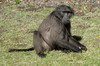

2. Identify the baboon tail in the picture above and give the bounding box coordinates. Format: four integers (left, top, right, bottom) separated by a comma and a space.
8, 47, 34, 52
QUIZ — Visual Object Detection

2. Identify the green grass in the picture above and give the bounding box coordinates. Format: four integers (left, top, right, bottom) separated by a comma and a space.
0, 6, 100, 66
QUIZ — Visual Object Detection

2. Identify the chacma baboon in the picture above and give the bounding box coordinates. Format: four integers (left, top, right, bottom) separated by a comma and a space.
9, 5, 87, 57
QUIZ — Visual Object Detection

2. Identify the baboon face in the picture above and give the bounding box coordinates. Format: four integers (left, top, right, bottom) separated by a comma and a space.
53, 5, 74, 24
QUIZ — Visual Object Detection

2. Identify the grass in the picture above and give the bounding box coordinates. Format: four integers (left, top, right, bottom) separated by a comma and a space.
0, 5, 100, 66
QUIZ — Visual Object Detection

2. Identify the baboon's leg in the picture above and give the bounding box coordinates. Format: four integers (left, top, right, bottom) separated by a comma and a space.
69, 37, 87, 51
56, 39, 83, 52
34, 31, 46, 57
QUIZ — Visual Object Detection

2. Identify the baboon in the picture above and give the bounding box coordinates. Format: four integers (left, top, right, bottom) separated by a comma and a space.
9, 5, 87, 57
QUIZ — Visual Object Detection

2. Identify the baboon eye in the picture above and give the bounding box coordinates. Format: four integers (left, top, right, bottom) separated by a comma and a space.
63, 11, 72, 13
62, 11, 68, 13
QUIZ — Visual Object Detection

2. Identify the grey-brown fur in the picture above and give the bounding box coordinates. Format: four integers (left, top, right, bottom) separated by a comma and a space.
9, 5, 87, 57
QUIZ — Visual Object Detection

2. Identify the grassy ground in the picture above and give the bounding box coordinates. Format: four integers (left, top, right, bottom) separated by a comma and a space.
0, 5, 100, 66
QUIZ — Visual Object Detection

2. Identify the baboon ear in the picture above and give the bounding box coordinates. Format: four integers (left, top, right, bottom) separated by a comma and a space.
52, 10, 62, 19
